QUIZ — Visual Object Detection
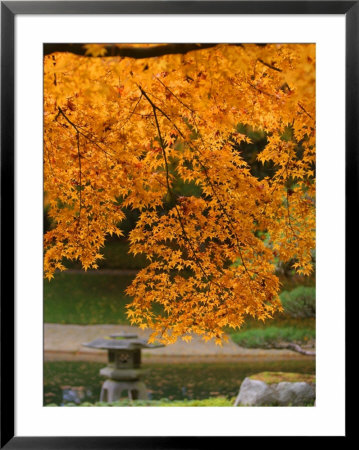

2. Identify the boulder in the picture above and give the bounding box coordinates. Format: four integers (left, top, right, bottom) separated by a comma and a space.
234, 378, 276, 406
274, 381, 315, 406
234, 372, 315, 406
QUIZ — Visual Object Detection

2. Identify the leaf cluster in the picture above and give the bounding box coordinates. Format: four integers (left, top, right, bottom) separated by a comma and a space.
44, 44, 316, 344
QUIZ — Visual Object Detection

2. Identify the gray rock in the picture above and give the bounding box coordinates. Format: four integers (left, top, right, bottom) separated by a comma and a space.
234, 378, 276, 406
274, 381, 315, 406
234, 377, 315, 406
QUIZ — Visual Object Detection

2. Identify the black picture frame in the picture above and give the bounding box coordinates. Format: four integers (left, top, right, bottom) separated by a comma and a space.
1, 1, 354, 447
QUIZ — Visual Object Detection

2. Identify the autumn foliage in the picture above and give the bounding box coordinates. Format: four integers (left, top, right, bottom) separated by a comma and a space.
44, 43, 315, 344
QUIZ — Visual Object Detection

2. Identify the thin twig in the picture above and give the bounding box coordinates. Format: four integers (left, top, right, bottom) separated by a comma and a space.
298, 102, 314, 120
155, 76, 195, 114
56, 107, 113, 158
248, 80, 276, 98
118, 93, 143, 132
76, 131, 82, 217
257, 58, 282, 72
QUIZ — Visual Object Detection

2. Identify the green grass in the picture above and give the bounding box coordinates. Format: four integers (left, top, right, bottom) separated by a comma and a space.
46, 397, 235, 407
44, 273, 135, 324
44, 360, 316, 405
46, 396, 315, 407
230, 326, 315, 348
45, 270, 316, 339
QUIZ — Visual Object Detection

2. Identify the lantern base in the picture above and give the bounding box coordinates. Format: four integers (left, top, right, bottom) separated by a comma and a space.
100, 379, 148, 402
100, 366, 147, 381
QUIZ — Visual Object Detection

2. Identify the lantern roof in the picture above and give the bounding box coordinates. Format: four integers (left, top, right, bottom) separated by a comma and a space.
83, 332, 164, 350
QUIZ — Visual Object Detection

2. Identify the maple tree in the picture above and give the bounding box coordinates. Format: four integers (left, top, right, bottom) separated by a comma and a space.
44, 43, 315, 344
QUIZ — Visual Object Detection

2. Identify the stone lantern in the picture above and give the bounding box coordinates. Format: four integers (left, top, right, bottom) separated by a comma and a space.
83, 332, 163, 402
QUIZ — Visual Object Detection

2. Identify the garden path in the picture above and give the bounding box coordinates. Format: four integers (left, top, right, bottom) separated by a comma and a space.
44, 323, 310, 362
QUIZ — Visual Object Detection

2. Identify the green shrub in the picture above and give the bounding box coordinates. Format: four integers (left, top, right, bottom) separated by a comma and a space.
230, 326, 315, 348
280, 286, 316, 318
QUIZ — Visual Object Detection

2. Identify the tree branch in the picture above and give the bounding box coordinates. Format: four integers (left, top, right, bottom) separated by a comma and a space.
44, 43, 240, 59
272, 342, 316, 356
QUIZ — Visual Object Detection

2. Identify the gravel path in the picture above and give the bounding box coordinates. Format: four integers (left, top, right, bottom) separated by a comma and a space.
44, 323, 310, 362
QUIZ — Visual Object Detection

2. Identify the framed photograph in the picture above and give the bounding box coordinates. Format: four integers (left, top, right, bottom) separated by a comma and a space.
1, 1, 353, 446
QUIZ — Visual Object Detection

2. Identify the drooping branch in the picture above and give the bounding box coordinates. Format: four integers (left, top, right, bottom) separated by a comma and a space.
76, 131, 82, 217
44, 43, 238, 59
139, 86, 217, 285
139, 85, 255, 287
141, 86, 256, 283
56, 107, 82, 216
